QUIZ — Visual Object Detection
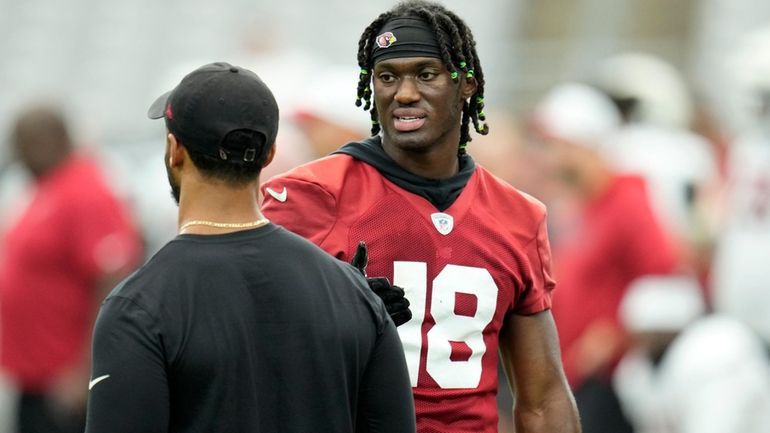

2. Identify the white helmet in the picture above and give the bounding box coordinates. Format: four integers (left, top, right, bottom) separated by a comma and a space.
590, 52, 693, 129
531, 81, 621, 147
620, 275, 706, 333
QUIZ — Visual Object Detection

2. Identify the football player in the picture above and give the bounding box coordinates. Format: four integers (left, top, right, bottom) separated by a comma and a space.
261, 1, 579, 432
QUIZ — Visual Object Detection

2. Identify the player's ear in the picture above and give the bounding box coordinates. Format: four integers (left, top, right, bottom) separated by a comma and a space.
461, 77, 477, 100
262, 143, 277, 168
167, 133, 185, 168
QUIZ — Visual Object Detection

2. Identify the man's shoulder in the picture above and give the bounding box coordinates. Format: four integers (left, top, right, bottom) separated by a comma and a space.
53, 155, 133, 226
264, 154, 361, 190
474, 165, 547, 220
58, 154, 113, 193
261, 153, 388, 230
103, 240, 185, 309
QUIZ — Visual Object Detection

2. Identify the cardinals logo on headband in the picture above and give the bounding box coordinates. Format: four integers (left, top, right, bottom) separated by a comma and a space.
376, 32, 397, 48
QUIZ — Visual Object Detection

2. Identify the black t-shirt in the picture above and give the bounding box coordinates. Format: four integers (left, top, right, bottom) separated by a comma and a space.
85, 224, 415, 433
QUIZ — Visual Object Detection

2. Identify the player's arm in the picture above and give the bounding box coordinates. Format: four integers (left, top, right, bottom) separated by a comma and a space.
356, 318, 416, 433
85, 296, 169, 433
499, 310, 581, 433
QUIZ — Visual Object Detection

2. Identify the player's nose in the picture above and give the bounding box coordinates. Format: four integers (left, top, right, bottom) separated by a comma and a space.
394, 77, 421, 104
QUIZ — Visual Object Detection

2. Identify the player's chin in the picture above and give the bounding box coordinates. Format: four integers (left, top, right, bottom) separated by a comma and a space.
383, 125, 432, 151
383, 129, 433, 153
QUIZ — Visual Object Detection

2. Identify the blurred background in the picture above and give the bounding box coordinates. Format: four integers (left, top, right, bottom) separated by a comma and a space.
1, 0, 770, 432
2, 0, 770, 252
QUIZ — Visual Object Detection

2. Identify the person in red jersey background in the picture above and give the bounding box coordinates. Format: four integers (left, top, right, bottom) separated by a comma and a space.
261, 2, 580, 432
0, 105, 141, 433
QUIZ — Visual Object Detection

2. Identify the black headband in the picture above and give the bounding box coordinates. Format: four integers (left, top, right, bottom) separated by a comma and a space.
371, 17, 442, 64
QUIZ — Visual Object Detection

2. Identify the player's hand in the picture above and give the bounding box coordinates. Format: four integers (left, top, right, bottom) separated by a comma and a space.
351, 241, 412, 326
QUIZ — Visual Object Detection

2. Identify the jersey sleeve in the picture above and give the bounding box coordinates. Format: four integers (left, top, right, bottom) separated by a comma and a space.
513, 214, 556, 315
261, 176, 338, 247
356, 318, 417, 433
85, 296, 169, 433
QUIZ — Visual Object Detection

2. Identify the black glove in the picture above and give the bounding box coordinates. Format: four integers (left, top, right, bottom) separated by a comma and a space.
351, 241, 412, 327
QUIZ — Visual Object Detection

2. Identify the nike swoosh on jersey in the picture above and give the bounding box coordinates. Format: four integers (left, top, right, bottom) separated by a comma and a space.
266, 186, 288, 202
89, 374, 111, 390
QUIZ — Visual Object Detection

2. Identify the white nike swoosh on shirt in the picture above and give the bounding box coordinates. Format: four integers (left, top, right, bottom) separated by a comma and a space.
266, 186, 288, 202
89, 374, 111, 390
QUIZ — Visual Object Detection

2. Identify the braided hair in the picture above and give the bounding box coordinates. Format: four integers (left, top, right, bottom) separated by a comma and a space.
355, 0, 489, 154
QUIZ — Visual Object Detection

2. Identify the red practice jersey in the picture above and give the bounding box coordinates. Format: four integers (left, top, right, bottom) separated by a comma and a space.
262, 153, 555, 433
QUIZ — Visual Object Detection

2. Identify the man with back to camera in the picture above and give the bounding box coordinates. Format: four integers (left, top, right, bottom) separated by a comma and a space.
84, 62, 416, 433
260, 2, 580, 432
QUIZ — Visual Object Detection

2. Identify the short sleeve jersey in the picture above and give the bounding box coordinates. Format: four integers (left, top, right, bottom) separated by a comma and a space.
262, 146, 555, 433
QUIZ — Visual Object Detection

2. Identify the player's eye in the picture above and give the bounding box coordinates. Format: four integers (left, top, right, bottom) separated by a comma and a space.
419, 70, 439, 81
378, 72, 396, 83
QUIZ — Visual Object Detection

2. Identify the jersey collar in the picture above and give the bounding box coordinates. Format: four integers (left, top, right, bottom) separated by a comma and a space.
333, 136, 476, 211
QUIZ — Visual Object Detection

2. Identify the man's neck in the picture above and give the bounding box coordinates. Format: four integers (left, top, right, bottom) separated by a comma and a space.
381, 140, 459, 179
177, 177, 264, 235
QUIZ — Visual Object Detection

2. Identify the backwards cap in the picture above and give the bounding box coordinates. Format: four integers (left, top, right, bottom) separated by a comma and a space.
148, 62, 279, 163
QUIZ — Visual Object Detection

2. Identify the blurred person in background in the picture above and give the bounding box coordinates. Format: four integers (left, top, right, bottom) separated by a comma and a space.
529, 82, 679, 433
588, 52, 722, 287
711, 23, 770, 352
261, 2, 580, 432
290, 64, 373, 159
466, 109, 538, 192
615, 275, 770, 433
0, 105, 141, 433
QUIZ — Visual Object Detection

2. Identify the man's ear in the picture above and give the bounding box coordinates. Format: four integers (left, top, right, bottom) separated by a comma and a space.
167, 133, 185, 167
461, 77, 478, 100
262, 143, 277, 168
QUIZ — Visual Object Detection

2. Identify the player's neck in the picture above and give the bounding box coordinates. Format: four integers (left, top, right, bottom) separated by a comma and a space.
177, 175, 264, 234
382, 138, 459, 179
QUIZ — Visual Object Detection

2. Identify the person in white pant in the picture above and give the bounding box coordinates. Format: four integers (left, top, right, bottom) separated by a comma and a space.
614, 275, 770, 433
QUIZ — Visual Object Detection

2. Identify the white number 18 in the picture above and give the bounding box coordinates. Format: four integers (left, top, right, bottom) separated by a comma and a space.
393, 262, 498, 389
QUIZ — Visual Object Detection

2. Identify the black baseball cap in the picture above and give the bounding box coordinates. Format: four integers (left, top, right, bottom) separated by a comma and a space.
148, 62, 279, 163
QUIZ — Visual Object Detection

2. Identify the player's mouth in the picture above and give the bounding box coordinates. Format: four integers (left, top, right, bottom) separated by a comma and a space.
393, 110, 427, 132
